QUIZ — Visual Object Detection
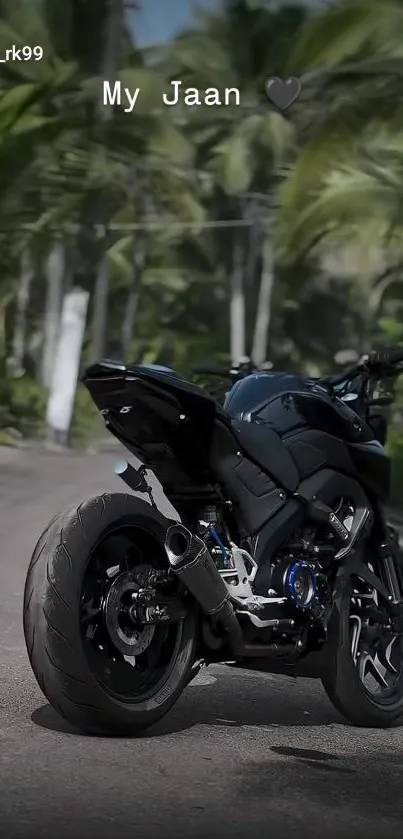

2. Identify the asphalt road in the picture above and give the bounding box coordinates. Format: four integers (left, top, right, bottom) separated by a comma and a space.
1, 446, 403, 839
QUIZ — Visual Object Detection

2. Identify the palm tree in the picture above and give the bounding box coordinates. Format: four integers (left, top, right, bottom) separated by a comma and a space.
278, 127, 403, 336
89, 0, 126, 362
157, 0, 305, 363
278, 0, 403, 262
0, 0, 205, 376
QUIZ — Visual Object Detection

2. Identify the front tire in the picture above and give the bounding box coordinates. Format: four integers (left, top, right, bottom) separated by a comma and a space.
321, 574, 403, 728
23, 493, 198, 735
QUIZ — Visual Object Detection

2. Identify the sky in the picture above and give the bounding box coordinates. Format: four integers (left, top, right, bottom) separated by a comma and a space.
130, 0, 219, 46
129, 0, 327, 46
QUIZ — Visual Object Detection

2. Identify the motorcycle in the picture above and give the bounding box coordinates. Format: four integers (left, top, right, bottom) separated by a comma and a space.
23, 349, 403, 734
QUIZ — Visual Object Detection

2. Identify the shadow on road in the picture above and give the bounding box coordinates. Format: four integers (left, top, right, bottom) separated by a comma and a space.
270, 745, 357, 774
236, 749, 403, 829
31, 669, 342, 739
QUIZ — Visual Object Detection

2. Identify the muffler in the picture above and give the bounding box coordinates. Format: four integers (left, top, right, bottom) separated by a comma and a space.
164, 524, 294, 658
164, 524, 238, 621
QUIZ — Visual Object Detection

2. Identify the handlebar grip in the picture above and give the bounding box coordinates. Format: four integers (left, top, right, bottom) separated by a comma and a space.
192, 364, 233, 377
369, 348, 403, 370
383, 348, 403, 365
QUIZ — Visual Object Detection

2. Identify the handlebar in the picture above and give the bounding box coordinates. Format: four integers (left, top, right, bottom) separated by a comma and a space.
192, 364, 237, 377
368, 347, 403, 371
192, 361, 256, 379
326, 348, 403, 387
193, 347, 403, 391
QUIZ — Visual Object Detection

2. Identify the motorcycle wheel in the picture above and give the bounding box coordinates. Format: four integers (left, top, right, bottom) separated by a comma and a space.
321, 570, 403, 727
23, 493, 198, 735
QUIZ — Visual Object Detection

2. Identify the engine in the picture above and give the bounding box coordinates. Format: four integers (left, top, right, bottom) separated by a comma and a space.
196, 501, 351, 627
272, 558, 317, 609
193, 499, 353, 659
269, 555, 330, 618
266, 500, 355, 618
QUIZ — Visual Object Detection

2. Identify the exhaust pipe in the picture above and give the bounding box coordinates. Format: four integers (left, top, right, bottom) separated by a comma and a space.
165, 524, 237, 621
164, 524, 293, 658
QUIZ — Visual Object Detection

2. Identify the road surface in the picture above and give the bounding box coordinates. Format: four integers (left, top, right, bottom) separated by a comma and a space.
0, 446, 402, 839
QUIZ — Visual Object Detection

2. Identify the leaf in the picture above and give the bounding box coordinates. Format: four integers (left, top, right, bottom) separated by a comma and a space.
290, 0, 403, 72
0, 83, 44, 129
107, 236, 133, 281
171, 190, 206, 228
167, 33, 233, 85
146, 121, 194, 167
119, 68, 167, 111
258, 112, 295, 164
211, 129, 254, 195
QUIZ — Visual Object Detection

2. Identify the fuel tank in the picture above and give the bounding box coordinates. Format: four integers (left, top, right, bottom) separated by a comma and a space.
224, 372, 390, 500
224, 372, 371, 441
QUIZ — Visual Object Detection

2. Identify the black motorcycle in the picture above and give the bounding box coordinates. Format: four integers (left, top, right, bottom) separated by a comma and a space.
23, 350, 403, 734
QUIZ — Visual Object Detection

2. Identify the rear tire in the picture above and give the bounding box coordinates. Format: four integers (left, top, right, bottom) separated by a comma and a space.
23, 493, 198, 735
321, 576, 403, 728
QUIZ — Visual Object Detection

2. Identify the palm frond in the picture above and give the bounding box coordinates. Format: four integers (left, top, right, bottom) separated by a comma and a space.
278, 127, 403, 261
290, 0, 403, 72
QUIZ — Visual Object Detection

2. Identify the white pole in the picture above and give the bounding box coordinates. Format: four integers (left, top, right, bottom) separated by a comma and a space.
41, 238, 65, 388
46, 287, 89, 446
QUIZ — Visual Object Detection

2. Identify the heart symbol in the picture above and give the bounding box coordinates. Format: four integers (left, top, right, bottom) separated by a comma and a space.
265, 77, 301, 111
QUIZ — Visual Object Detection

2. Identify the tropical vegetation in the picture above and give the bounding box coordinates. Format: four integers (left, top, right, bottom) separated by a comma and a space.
1, 0, 403, 501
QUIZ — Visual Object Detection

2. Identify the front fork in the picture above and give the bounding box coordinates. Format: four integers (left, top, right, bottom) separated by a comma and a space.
379, 528, 402, 604
376, 515, 403, 633
332, 513, 403, 635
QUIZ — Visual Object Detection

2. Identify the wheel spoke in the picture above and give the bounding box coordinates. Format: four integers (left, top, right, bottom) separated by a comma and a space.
378, 637, 398, 674
350, 581, 403, 697
358, 652, 389, 689
79, 529, 183, 701
350, 614, 362, 662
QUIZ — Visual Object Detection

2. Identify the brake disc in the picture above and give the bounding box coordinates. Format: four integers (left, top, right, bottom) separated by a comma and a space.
104, 571, 155, 656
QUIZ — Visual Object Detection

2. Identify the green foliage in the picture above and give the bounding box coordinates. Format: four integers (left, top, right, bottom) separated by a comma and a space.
0, 370, 105, 443
0, 373, 46, 436
71, 383, 103, 442
290, 0, 403, 72
280, 0, 403, 263
2, 0, 403, 485
388, 427, 403, 505
278, 126, 403, 262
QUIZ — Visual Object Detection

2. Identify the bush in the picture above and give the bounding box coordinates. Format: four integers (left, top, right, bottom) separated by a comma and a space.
0, 371, 103, 445
10, 376, 47, 430
0, 374, 46, 438
71, 383, 103, 442
387, 427, 403, 507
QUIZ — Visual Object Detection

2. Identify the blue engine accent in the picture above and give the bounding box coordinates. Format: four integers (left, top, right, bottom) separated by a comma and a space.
208, 525, 232, 568
284, 560, 317, 609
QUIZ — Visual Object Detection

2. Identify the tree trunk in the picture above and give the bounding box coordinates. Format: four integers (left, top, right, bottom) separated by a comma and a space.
46, 288, 90, 447
243, 198, 262, 352
91, 253, 109, 361
41, 239, 65, 388
97, 0, 125, 120
251, 236, 275, 367
10, 250, 34, 373
230, 238, 246, 364
120, 168, 153, 363
121, 235, 146, 363
90, 0, 125, 362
